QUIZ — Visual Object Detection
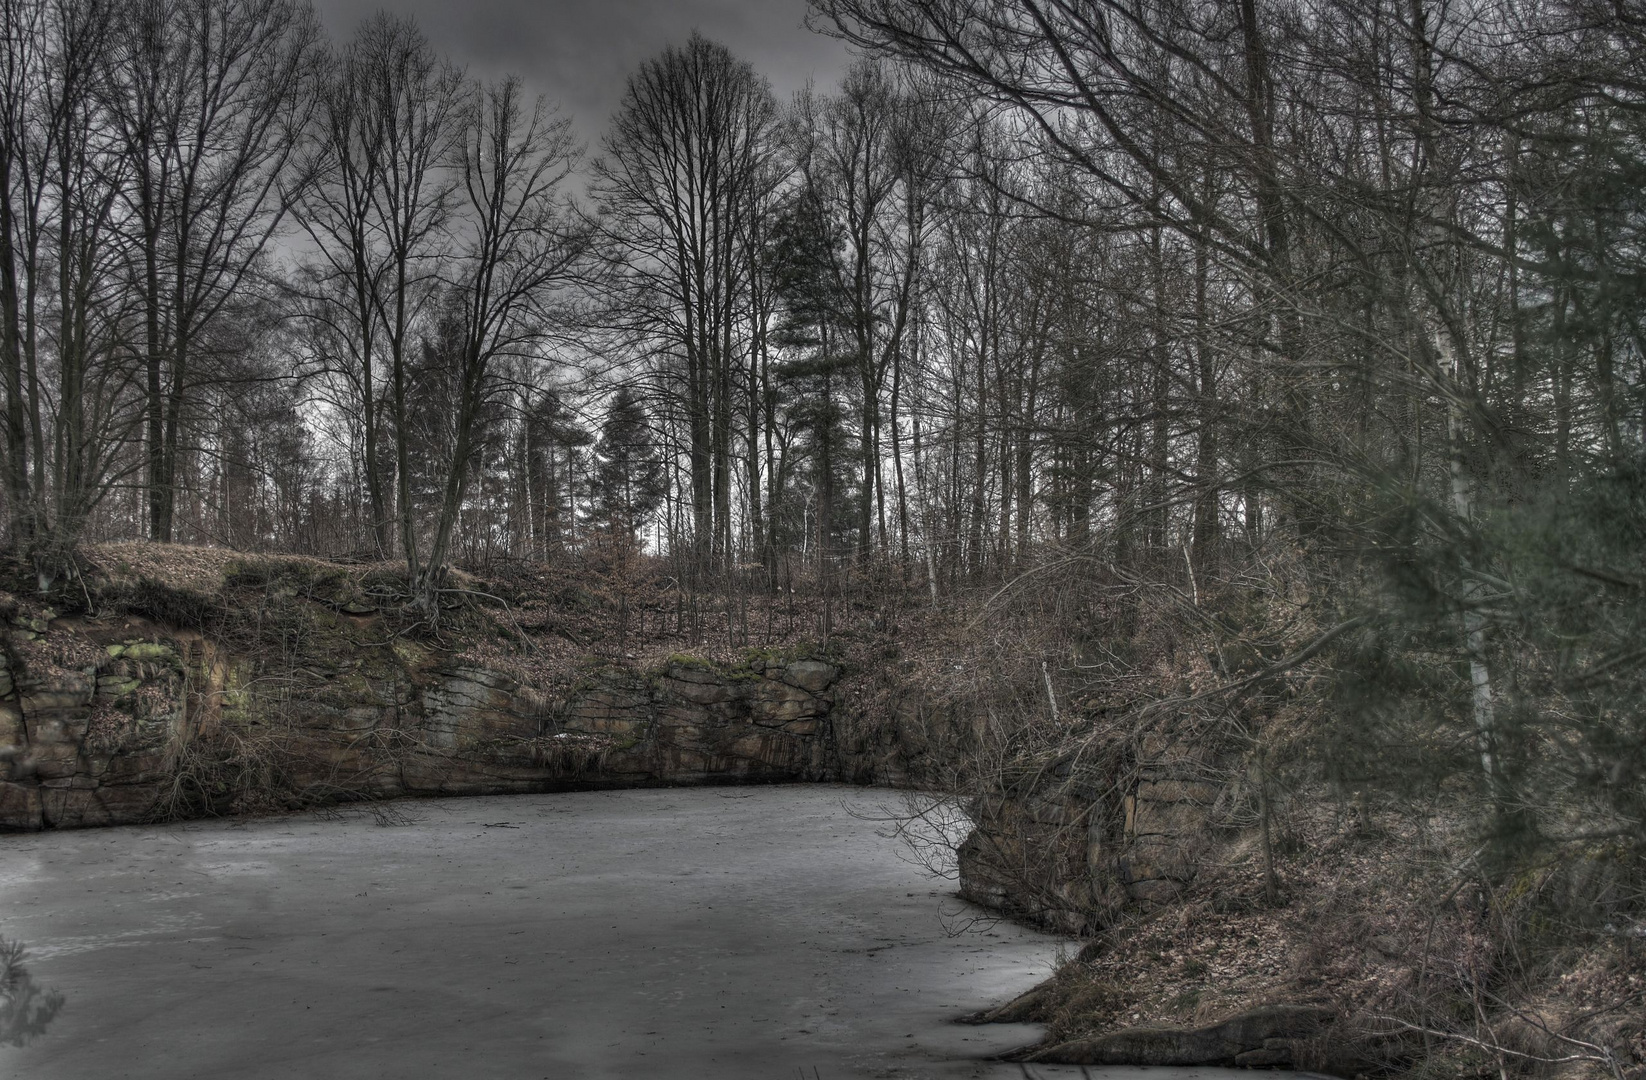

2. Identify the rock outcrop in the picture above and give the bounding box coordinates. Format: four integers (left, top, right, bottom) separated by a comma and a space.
956, 733, 1224, 933
1019, 1004, 1338, 1069
0, 603, 859, 830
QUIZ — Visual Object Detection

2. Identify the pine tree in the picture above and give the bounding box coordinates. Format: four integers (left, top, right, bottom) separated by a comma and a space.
586, 387, 663, 541
768, 194, 859, 563
523, 388, 591, 551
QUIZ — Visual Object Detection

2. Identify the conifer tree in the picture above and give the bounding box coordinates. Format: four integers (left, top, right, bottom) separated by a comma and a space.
587, 386, 663, 542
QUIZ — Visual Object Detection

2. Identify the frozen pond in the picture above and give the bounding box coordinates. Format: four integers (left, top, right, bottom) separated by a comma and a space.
2, 785, 1282, 1078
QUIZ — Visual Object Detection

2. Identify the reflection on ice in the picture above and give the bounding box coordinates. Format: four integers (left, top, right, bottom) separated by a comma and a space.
0, 936, 63, 1047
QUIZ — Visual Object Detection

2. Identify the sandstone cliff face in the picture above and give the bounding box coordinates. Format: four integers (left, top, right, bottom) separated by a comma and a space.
0, 616, 187, 829
0, 604, 864, 830
955, 735, 1225, 933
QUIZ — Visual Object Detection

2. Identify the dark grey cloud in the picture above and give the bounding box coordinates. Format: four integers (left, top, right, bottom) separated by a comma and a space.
311, 0, 854, 150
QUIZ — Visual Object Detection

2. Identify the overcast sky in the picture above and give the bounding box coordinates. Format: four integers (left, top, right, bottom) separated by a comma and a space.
310, 0, 855, 155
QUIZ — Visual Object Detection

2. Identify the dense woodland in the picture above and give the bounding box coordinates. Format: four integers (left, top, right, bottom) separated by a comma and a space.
2, 0, 1645, 1071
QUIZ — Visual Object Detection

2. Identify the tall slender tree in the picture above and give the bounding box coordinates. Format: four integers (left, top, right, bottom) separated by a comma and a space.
590, 33, 778, 570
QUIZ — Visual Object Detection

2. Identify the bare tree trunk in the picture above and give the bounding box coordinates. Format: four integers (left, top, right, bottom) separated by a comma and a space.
1191, 172, 1219, 567
0, 143, 30, 548
1433, 323, 1500, 792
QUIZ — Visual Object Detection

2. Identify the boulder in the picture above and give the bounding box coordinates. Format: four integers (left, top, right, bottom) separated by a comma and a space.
781, 660, 837, 693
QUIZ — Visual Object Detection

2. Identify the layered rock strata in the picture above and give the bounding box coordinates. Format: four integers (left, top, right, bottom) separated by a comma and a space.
0, 607, 852, 830
956, 736, 1224, 931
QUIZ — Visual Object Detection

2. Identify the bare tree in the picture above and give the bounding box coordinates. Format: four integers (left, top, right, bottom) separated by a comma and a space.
589, 33, 778, 571
788, 59, 942, 560
408, 76, 584, 615
0, 0, 147, 587
292, 20, 407, 555
105, 0, 320, 543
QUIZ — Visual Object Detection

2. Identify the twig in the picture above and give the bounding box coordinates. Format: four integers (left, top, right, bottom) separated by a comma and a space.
1138, 615, 1374, 717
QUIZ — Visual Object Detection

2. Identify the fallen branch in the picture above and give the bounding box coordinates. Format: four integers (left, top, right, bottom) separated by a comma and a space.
1369, 1016, 1625, 1080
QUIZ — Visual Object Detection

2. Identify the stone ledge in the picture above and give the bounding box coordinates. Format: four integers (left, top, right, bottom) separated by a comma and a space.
1020, 1003, 1336, 1068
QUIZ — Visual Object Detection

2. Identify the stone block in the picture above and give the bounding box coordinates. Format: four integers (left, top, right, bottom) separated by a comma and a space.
562, 716, 623, 737
1023, 793, 1081, 826
40, 774, 96, 788
664, 662, 724, 685
1136, 736, 1216, 779
0, 779, 42, 829
40, 783, 155, 827
780, 660, 836, 693
425, 678, 506, 717
727, 731, 783, 762
445, 666, 517, 693
398, 754, 454, 793
90, 751, 169, 784
654, 722, 706, 744
750, 696, 821, 725
655, 701, 713, 726
40, 785, 102, 827
0, 702, 23, 748
24, 712, 91, 749
23, 742, 81, 779
566, 688, 650, 721
329, 706, 383, 733
749, 681, 822, 726
663, 676, 739, 705
20, 685, 95, 713
1122, 832, 1202, 882
1125, 796, 1207, 839
1026, 1006, 1332, 1067
107, 642, 174, 663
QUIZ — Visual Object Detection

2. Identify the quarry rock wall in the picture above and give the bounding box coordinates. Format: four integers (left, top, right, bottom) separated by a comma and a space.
955, 735, 1225, 933
0, 605, 913, 830
0, 599, 1214, 942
